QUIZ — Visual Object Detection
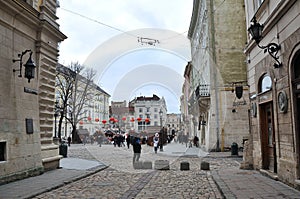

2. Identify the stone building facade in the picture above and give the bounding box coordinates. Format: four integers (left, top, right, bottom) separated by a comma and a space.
130, 94, 167, 132
187, 0, 249, 151
0, 0, 66, 183
244, 0, 300, 189
166, 113, 181, 134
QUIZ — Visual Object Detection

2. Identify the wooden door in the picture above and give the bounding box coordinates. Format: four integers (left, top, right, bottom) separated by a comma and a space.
260, 102, 277, 173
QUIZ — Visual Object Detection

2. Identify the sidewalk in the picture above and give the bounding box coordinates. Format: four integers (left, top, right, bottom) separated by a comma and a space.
0, 158, 108, 199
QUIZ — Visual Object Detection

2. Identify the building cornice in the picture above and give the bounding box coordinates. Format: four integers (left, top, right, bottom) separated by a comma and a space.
188, 0, 200, 39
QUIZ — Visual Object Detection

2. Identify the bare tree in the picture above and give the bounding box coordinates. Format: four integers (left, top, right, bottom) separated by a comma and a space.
56, 62, 96, 143
56, 64, 76, 141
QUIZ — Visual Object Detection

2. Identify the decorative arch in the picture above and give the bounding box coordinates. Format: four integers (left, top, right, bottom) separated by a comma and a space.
83, 28, 191, 107
112, 64, 183, 101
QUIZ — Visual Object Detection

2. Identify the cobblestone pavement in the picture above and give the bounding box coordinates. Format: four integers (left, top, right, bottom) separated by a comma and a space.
31, 143, 300, 199
33, 143, 223, 199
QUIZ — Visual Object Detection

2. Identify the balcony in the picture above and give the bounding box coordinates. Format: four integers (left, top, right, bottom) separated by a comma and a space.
195, 84, 210, 99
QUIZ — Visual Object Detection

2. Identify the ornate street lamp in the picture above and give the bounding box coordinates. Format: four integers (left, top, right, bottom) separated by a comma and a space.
248, 17, 282, 68
13, 49, 36, 82
159, 109, 163, 151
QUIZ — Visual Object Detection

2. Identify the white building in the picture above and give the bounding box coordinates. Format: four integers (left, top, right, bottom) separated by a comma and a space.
78, 84, 110, 135
129, 95, 167, 134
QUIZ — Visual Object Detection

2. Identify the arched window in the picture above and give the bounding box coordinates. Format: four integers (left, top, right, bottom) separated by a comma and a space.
259, 74, 272, 93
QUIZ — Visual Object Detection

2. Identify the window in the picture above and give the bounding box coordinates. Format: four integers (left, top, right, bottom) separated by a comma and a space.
139, 108, 143, 113
259, 74, 272, 93
154, 108, 158, 112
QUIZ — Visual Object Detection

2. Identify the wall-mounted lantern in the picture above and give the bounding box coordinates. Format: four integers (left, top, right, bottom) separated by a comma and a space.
13, 49, 36, 83
248, 17, 282, 68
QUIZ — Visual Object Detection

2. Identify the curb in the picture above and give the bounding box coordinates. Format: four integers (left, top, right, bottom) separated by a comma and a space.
24, 165, 109, 199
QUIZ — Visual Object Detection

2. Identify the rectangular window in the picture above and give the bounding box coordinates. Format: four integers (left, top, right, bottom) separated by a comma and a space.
139, 108, 143, 113
0, 141, 6, 161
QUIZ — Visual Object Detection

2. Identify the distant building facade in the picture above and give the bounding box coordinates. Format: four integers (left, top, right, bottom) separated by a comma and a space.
77, 83, 110, 135
55, 64, 110, 138
129, 94, 167, 134
110, 100, 132, 132
166, 113, 181, 135
0, 0, 66, 183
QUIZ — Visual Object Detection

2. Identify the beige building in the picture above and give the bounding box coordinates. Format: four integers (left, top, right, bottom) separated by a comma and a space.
243, 0, 300, 189
166, 113, 181, 135
110, 100, 132, 132
187, 0, 249, 151
0, 0, 66, 183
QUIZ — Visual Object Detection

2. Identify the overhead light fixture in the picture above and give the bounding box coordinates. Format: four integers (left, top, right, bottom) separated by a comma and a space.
138, 37, 159, 46
248, 17, 282, 68
13, 49, 36, 82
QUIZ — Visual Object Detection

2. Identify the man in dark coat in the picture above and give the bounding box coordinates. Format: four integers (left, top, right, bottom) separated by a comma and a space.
132, 137, 141, 164
126, 135, 131, 149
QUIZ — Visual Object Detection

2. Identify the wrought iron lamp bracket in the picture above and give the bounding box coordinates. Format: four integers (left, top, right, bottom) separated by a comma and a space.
13, 49, 32, 77
257, 42, 282, 68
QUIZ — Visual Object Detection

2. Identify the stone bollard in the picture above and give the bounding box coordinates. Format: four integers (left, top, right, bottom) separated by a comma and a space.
201, 161, 210, 170
154, 160, 170, 170
142, 161, 153, 169
180, 161, 190, 170
133, 161, 143, 169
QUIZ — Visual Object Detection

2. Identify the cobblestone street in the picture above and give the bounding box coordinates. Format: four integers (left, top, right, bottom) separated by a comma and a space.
33, 143, 225, 199
2, 141, 297, 199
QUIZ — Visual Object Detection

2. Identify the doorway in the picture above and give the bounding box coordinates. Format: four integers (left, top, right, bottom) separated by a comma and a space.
260, 102, 277, 173
291, 50, 300, 178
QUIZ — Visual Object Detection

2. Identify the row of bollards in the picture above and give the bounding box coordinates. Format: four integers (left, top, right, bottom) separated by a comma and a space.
133, 160, 210, 171
180, 161, 210, 171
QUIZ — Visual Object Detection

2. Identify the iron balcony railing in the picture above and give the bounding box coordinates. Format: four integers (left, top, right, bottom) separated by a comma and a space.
195, 84, 210, 98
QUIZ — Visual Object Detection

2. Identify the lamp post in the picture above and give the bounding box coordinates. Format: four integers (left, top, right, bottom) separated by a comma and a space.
54, 111, 58, 138
53, 100, 61, 139
248, 17, 282, 68
159, 109, 163, 151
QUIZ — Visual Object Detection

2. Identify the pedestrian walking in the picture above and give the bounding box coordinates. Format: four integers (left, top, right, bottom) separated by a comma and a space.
97, 134, 103, 147
132, 137, 141, 164
67, 136, 71, 147
193, 135, 199, 147
126, 134, 131, 149
153, 133, 159, 153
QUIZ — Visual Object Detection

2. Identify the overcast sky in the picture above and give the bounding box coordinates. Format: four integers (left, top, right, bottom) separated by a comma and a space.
57, 0, 193, 113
